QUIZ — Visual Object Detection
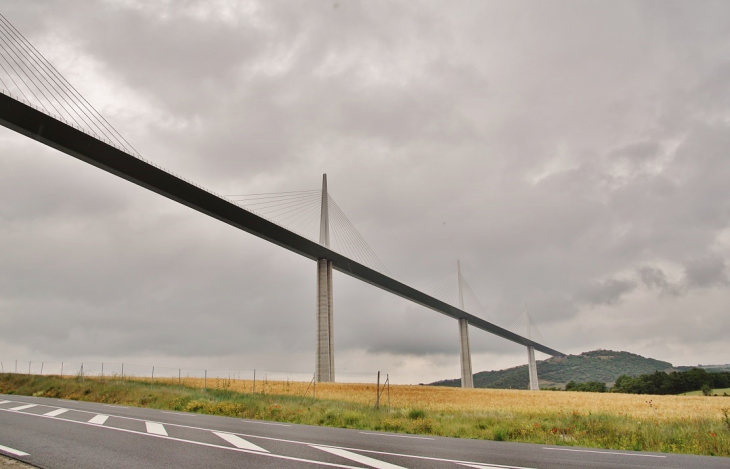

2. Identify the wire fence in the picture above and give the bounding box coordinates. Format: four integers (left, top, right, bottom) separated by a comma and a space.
0, 359, 383, 389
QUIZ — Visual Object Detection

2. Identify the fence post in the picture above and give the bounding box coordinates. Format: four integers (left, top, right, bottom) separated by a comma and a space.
204, 370, 207, 392
313, 374, 316, 401
375, 371, 380, 409
41, 362, 44, 376
121, 363, 124, 383
253, 370, 256, 394
387, 374, 390, 413
178, 368, 181, 389
81, 363, 84, 382
101, 363, 104, 380
61, 362, 63, 378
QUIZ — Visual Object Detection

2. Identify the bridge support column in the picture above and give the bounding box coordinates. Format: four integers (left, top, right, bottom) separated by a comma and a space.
527, 345, 539, 390
316, 174, 334, 382
316, 258, 334, 382
458, 318, 473, 388
456, 260, 473, 388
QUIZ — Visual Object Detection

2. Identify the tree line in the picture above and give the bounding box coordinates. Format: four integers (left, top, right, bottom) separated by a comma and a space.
559, 368, 730, 395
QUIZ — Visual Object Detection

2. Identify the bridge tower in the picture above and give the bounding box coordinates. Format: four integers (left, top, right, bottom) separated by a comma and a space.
316, 174, 335, 382
457, 260, 474, 388
525, 305, 539, 390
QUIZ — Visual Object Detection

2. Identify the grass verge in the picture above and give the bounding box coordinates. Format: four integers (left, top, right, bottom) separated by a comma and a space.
1, 373, 728, 457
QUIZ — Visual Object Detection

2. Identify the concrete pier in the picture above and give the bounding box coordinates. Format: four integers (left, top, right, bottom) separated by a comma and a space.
458, 318, 474, 388
527, 345, 539, 390
316, 258, 334, 382
457, 260, 474, 388
316, 174, 335, 382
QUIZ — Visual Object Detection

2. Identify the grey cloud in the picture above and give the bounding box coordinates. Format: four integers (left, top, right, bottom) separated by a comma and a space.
2, 1, 730, 380
684, 256, 728, 289
575, 278, 637, 306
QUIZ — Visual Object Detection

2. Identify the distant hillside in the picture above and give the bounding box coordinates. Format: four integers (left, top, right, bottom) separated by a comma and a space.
430, 350, 673, 389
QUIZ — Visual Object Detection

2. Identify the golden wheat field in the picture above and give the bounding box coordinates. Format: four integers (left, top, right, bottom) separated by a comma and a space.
161, 377, 726, 421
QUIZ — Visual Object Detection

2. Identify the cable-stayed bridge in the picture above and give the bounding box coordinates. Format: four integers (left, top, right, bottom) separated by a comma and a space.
0, 14, 564, 388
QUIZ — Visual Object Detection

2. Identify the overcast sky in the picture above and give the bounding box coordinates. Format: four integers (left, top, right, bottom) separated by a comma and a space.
1, 0, 729, 384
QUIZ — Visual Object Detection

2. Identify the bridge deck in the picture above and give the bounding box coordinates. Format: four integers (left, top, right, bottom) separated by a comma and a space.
0, 92, 564, 357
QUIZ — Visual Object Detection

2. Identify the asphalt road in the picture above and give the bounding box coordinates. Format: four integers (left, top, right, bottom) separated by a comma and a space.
0, 394, 726, 468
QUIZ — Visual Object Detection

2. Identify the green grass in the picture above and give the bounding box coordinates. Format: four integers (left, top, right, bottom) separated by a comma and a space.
681, 388, 730, 396
1, 373, 729, 457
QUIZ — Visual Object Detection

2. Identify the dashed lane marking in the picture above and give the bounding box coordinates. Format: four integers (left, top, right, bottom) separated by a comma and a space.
0, 400, 11, 405
88, 414, 109, 425
9, 404, 37, 411
44, 408, 69, 417
1, 409, 363, 468
213, 432, 269, 452
0, 443, 29, 457
312, 446, 408, 469
145, 422, 168, 436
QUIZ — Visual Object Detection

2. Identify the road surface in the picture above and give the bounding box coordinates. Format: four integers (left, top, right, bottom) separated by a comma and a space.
0, 394, 725, 468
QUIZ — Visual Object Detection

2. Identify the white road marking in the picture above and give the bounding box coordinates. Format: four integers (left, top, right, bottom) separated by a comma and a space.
0, 400, 11, 404
5, 402, 533, 469
360, 432, 433, 440
313, 445, 407, 469
459, 463, 536, 469
0, 444, 29, 457
44, 408, 69, 417
88, 414, 109, 425
543, 447, 667, 458
160, 411, 196, 416
9, 404, 36, 411
145, 421, 168, 436
213, 432, 269, 452
0, 408, 363, 469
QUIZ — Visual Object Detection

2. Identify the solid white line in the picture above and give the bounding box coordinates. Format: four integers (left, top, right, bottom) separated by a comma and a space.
9, 404, 37, 411
146, 422, 168, 436
88, 414, 109, 425
360, 432, 433, 440
458, 463, 536, 469
313, 445, 407, 469
0, 408, 363, 469
543, 447, 667, 458
160, 411, 196, 416
44, 408, 69, 417
214, 432, 269, 452
0, 444, 29, 457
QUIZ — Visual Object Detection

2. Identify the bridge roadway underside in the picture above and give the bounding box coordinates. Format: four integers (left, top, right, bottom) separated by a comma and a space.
0, 93, 564, 357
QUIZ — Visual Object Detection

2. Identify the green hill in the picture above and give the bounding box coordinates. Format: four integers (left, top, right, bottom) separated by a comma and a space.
430, 350, 673, 389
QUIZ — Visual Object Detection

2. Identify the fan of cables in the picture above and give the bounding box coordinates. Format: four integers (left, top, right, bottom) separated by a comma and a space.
506, 309, 545, 343
0, 14, 140, 157
424, 269, 494, 322
226, 189, 390, 275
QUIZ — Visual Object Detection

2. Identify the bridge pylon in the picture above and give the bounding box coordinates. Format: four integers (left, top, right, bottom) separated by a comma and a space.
524, 305, 539, 390
457, 260, 474, 388
316, 174, 335, 382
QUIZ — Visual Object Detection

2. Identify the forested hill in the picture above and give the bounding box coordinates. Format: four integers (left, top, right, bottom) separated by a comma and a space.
430, 350, 673, 389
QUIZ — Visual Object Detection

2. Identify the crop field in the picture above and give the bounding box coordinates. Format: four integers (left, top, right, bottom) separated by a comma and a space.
2, 373, 729, 457
169, 376, 728, 421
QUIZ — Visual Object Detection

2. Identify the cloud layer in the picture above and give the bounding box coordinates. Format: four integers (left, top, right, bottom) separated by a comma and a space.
1, 1, 730, 383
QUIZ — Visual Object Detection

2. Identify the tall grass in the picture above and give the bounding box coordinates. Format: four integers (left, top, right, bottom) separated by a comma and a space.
1, 373, 728, 457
